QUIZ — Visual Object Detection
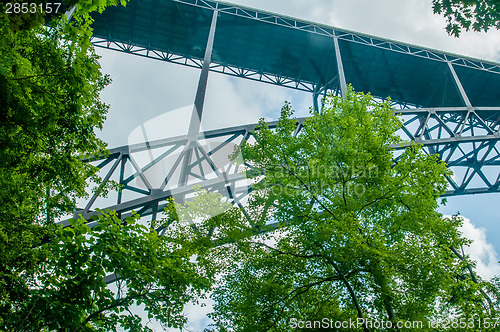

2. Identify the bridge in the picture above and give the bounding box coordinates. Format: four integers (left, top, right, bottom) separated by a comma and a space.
76, 0, 500, 222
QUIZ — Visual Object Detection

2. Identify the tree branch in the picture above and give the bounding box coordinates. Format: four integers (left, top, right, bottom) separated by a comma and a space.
249, 241, 323, 260
284, 164, 340, 220
450, 246, 494, 310
331, 263, 370, 332
76, 291, 149, 331
7, 73, 63, 81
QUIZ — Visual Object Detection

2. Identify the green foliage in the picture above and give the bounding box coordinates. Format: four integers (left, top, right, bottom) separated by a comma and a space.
432, 0, 500, 36
208, 87, 499, 331
162, 186, 251, 244
0, 3, 111, 322
2, 211, 211, 331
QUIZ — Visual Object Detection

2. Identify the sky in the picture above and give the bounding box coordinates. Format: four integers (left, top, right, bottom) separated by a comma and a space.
94, 0, 500, 330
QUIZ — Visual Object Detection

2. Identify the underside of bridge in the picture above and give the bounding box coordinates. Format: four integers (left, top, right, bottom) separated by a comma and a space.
71, 0, 500, 223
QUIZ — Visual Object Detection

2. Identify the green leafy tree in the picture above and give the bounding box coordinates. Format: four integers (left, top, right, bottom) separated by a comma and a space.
0, 1, 214, 330
3, 211, 213, 331
432, 0, 500, 36
0, 2, 111, 324
208, 88, 499, 331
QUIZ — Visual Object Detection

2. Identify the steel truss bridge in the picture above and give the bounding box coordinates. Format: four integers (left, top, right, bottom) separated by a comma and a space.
75, 0, 500, 222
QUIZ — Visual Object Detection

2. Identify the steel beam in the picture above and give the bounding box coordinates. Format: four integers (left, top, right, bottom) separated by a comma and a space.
69, 107, 500, 226
179, 9, 218, 191
333, 34, 347, 97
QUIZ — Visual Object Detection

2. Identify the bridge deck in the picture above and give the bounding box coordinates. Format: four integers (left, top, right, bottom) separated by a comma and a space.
91, 0, 500, 108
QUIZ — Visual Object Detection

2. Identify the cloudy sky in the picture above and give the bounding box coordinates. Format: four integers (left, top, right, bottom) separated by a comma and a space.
94, 0, 500, 330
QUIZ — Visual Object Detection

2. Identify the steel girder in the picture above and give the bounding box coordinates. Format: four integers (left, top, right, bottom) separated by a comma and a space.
69, 106, 500, 224
91, 35, 318, 93
71, 122, 259, 224
90, 0, 500, 107
396, 107, 500, 196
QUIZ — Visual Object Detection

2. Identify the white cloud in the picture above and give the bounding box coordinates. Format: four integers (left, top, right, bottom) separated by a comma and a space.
151, 297, 214, 332
96, 48, 200, 148
202, 73, 293, 130
445, 215, 500, 280
114, 295, 213, 332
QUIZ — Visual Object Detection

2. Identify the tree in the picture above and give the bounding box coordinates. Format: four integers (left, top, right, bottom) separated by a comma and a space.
432, 0, 500, 37
207, 88, 499, 331
0, 1, 110, 324
0, 1, 214, 330
3, 211, 213, 331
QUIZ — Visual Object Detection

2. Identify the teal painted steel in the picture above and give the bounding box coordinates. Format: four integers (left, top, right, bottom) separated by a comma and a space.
91, 0, 500, 108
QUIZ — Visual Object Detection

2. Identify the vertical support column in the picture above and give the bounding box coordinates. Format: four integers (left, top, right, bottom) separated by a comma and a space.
313, 85, 321, 113
179, 8, 218, 188
117, 155, 127, 205
448, 62, 472, 108
188, 8, 219, 140
448, 61, 473, 136
333, 33, 347, 97
313, 86, 328, 113
151, 202, 159, 222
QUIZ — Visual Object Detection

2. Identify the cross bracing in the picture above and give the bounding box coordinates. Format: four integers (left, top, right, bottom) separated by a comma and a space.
70, 106, 500, 226
74, 0, 500, 224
